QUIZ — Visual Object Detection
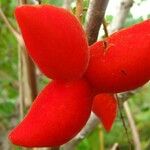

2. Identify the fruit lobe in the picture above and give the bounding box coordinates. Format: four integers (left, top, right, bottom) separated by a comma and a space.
92, 93, 117, 132
86, 20, 150, 93
15, 5, 89, 81
9, 79, 93, 147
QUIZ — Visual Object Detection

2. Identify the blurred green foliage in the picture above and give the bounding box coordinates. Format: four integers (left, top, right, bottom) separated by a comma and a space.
42, 0, 63, 6
0, 0, 18, 129
0, 0, 150, 150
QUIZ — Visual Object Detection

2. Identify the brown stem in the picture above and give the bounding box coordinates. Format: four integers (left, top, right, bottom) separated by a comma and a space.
37, 0, 42, 4
99, 126, 104, 150
102, 19, 109, 38
75, 0, 83, 22
124, 101, 141, 150
19, 0, 27, 5
18, 0, 37, 105
110, 143, 119, 150
0, 8, 23, 46
85, 0, 110, 45
116, 94, 132, 150
18, 45, 25, 120
51, 147, 60, 150
22, 47, 37, 98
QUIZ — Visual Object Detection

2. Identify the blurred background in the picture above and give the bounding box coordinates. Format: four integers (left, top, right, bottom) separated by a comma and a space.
0, 0, 150, 150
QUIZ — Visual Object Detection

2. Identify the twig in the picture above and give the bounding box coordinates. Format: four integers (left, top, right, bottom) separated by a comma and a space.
110, 143, 119, 150
19, 0, 27, 5
37, 0, 42, 4
116, 94, 132, 150
102, 19, 109, 38
109, 0, 134, 33
21, 47, 38, 108
124, 101, 141, 150
51, 147, 60, 150
85, 0, 110, 45
62, 113, 99, 150
99, 126, 104, 150
31, 0, 40, 4
17, 0, 38, 149
63, 0, 73, 10
75, 0, 83, 22
0, 8, 23, 46
117, 90, 137, 104
31, 0, 42, 4
18, 0, 38, 104
18, 44, 25, 121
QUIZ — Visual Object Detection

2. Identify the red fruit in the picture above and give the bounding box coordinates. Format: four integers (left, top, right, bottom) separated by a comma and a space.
9, 79, 92, 147
15, 5, 89, 81
86, 20, 150, 93
92, 93, 117, 132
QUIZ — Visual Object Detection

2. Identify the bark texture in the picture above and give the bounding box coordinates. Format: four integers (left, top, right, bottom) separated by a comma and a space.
85, 0, 109, 45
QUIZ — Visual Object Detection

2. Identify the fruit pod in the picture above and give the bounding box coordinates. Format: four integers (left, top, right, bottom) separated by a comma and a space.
92, 93, 117, 132
15, 5, 89, 81
9, 79, 93, 147
86, 20, 150, 93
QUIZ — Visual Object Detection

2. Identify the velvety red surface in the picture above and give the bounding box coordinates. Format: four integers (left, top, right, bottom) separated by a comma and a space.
86, 20, 150, 93
9, 79, 93, 147
92, 93, 117, 132
15, 5, 89, 81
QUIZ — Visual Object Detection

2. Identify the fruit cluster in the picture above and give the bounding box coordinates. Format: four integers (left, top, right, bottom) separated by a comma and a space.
9, 5, 150, 147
